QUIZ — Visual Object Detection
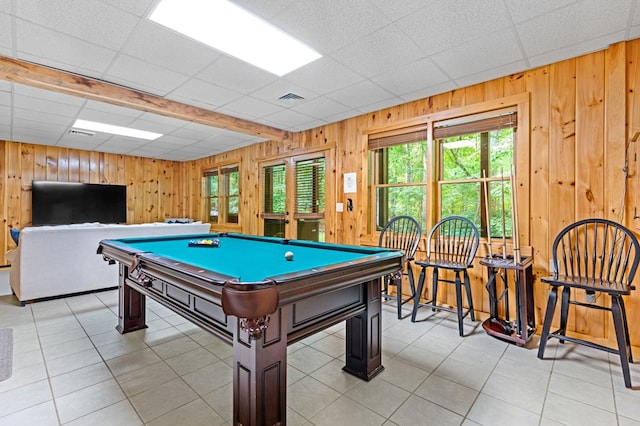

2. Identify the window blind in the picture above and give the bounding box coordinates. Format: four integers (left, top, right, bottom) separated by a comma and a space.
296, 158, 325, 214
434, 107, 517, 139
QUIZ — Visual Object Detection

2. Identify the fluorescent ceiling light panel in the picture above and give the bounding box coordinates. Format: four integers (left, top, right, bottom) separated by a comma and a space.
73, 119, 162, 140
149, 0, 322, 76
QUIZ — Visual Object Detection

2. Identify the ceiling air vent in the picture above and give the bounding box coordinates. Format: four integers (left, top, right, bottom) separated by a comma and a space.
278, 92, 304, 101
68, 128, 95, 137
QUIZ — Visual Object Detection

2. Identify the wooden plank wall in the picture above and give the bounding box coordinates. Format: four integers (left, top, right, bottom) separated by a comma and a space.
0, 142, 185, 264
183, 39, 640, 347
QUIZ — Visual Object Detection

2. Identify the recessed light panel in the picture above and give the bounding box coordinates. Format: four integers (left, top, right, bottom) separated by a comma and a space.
73, 119, 163, 140
149, 0, 321, 76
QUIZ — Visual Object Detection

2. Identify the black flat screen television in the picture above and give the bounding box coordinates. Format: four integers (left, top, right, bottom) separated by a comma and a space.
31, 181, 127, 226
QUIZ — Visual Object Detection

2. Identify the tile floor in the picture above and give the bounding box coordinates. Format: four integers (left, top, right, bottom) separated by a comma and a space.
1, 289, 640, 425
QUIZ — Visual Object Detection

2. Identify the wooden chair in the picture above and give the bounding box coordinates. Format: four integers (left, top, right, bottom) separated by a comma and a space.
378, 216, 422, 319
411, 216, 479, 336
537, 218, 640, 388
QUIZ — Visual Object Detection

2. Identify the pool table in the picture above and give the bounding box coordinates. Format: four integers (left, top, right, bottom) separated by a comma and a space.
97, 233, 404, 426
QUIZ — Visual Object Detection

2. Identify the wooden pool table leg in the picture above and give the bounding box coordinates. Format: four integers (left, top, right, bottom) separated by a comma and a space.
116, 264, 147, 334
343, 278, 384, 380
232, 305, 288, 426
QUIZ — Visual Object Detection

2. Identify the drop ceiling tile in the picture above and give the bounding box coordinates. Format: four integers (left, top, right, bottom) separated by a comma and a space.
103, 54, 190, 97
15, 19, 118, 76
141, 140, 185, 150
431, 28, 523, 80
270, 0, 391, 54
505, 0, 579, 23
0, 12, 11, 50
398, 81, 458, 104
12, 107, 75, 128
218, 96, 285, 121
154, 135, 199, 146
14, 84, 87, 107
356, 97, 405, 116
76, 109, 143, 128
292, 96, 352, 120
0, 91, 10, 107
527, 31, 626, 69
371, 57, 451, 98
454, 60, 528, 89
10, 131, 60, 146
197, 55, 278, 94
100, 0, 157, 17
137, 112, 192, 128
122, 21, 219, 76
57, 138, 105, 151
283, 57, 363, 96
126, 147, 173, 158
232, 0, 297, 20
517, 0, 633, 57
332, 25, 425, 79
399, 0, 512, 56
369, 0, 438, 21
326, 80, 395, 110
13, 94, 81, 118
83, 100, 144, 120
259, 108, 318, 131
167, 78, 243, 110
166, 126, 211, 141
250, 80, 319, 106
0, 1, 10, 12
16, 0, 139, 50
126, 118, 184, 136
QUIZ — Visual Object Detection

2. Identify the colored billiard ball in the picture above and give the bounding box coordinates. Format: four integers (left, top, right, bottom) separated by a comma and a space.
284, 251, 294, 261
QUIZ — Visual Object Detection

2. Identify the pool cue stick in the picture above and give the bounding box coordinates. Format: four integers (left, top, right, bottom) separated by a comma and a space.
510, 165, 521, 264
482, 169, 493, 257
500, 168, 507, 259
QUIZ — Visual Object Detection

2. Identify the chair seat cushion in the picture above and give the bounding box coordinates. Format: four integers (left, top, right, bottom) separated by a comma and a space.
541, 275, 633, 295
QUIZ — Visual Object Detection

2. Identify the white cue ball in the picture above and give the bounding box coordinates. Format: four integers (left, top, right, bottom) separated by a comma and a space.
284, 251, 294, 261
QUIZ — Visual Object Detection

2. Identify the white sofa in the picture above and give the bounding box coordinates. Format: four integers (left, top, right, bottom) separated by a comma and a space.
6, 222, 211, 303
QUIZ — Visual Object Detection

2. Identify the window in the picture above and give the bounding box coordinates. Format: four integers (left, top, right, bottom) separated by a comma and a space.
295, 157, 326, 241
368, 126, 428, 232
436, 108, 516, 238
367, 106, 518, 239
204, 164, 239, 224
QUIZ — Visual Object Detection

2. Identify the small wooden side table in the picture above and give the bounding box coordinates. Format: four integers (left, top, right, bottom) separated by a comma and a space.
480, 255, 535, 346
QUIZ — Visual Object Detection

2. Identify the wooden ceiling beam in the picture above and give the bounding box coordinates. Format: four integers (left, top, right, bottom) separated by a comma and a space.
0, 56, 290, 141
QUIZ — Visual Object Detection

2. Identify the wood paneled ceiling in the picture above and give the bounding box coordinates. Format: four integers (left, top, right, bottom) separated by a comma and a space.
0, 0, 638, 161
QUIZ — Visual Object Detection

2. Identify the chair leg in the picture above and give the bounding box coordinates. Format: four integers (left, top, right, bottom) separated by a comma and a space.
395, 275, 403, 320
537, 285, 559, 359
463, 271, 475, 321
619, 296, 633, 363
431, 268, 439, 312
411, 267, 427, 322
558, 285, 570, 343
454, 272, 464, 337
611, 295, 633, 388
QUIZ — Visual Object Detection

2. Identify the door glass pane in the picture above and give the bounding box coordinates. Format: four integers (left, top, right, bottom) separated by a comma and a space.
296, 158, 325, 213
297, 219, 324, 242
262, 164, 286, 214
264, 219, 285, 238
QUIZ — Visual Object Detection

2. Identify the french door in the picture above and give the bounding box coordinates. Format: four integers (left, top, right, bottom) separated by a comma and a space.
260, 151, 331, 242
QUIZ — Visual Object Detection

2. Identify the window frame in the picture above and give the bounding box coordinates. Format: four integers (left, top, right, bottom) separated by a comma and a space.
202, 161, 241, 227
364, 94, 530, 254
